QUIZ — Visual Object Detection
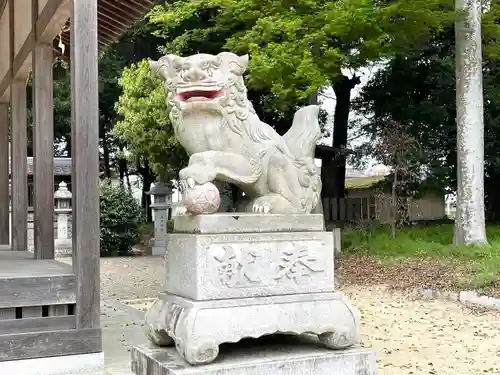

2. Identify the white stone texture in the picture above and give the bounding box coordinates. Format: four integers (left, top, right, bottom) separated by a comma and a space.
145, 292, 360, 366
149, 52, 322, 214
132, 339, 375, 375
54, 181, 73, 256
151, 203, 169, 257
0, 352, 104, 375
182, 182, 220, 215
454, 0, 488, 245
174, 213, 325, 234
459, 290, 500, 309
144, 213, 361, 366
165, 231, 334, 300
150, 182, 174, 257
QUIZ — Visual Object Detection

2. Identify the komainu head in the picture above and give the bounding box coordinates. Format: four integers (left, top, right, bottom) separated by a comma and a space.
149, 52, 249, 113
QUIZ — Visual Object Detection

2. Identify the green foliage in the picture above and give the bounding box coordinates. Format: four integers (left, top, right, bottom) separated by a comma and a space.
114, 59, 187, 181
343, 223, 500, 289
167, 219, 175, 233
100, 181, 146, 256
149, 0, 457, 108
27, 60, 72, 156
354, 22, 500, 216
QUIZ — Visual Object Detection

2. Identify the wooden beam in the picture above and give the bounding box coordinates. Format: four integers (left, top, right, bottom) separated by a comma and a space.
37, 0, 71, 43
98, 9, 136, 33
12, 31, 34, 80
10, 80, 28, 251
0, 104, 8, 245
0, 316, 76, 335
0, 328, 101, 362
71, 0, 101, 331
0, 274, 75, 308
98, 17, 124, 39
124, 0, 152, 13
60, 32, 107, 50
33, 43, 55, 259
97, 30, 117, 46
97, 6, 130, 29
99, 0, 144, 20
0, 0, 7, 16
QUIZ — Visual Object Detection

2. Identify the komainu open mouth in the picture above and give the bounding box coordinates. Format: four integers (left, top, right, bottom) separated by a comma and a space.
175, 90, 225, 102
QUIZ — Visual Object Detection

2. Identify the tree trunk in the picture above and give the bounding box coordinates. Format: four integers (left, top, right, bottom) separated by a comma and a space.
125, 168, 132, 193
139, 159, 155, 223
65, 136, 71, 157
391, 170, 397, 239
454, 0, 488, 245
102, 134, 111, 179
321, 76, 360, 199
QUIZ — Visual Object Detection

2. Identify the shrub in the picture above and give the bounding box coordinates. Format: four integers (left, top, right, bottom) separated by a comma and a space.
100, 180, 146, 256
167, 219, 175, 233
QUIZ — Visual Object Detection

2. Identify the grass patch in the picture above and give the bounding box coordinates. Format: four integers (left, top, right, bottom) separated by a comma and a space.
343, 223, 500, 290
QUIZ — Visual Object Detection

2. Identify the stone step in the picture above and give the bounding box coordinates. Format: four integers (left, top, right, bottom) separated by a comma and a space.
132, 336, 376, 375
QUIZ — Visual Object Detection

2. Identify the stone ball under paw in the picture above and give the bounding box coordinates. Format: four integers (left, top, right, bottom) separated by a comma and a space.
182, 182, 220, 215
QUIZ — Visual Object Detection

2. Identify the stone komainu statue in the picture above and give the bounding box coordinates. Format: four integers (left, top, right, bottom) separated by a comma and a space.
149, 52, 322, 214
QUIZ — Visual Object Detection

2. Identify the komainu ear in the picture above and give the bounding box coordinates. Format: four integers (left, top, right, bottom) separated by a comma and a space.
148, 59, 163, 75
220, 52, 249, 76
238, 54, 249, 71
149, 55, 175, 79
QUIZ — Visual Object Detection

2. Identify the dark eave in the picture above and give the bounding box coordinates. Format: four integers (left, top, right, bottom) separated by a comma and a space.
54, 0, 154, 60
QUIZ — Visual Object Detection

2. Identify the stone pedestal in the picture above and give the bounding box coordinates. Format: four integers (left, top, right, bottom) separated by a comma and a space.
132, 336, 376, 375
54, 182, 72, 257
149, 182, 173, 256
141, 213, 368, 372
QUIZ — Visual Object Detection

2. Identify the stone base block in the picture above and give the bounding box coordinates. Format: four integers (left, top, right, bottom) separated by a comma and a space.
145, 291, 359, 366
131, 336, 376, 375
166, 230, 334, 300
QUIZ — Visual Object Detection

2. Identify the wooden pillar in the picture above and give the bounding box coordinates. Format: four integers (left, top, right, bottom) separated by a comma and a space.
71, 0, 101, 330
10, 80, 28, 251
32, 44, 55, 259
0, 104, 9, 245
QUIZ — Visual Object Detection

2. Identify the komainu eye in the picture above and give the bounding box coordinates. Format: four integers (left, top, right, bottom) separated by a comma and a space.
172, 59, 183, 72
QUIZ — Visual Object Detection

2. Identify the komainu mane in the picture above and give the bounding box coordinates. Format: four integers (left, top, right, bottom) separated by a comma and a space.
149, 52, 322, 214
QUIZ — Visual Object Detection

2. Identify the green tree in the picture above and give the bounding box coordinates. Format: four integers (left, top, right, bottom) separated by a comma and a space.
27, 60, 72, 157
354, 21, 500, 223
98, 23, 168, 219
148, 0, 458, 198
114, 59, 187, 182
100, 180, 145, 256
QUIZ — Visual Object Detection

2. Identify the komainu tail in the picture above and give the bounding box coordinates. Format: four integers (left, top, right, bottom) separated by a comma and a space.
283, 105, 322, 213
282, 105, 321, 159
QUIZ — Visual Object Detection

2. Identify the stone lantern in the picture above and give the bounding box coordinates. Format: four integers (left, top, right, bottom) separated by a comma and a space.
54, 181, 72, 256
148, 182, 173, 256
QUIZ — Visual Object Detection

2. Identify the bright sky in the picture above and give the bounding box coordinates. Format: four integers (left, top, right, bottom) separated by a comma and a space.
317, 64, 385, 172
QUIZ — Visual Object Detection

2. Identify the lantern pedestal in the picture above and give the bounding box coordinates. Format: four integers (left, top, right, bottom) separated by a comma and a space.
54, 182, 72, 257
148, 182, 173, 257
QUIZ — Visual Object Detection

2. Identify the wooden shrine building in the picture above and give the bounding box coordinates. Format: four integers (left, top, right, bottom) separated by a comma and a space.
0, 0, 153, 370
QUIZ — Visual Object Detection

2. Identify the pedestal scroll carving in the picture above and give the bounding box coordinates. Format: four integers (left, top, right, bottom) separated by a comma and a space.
145, 292, 360, 366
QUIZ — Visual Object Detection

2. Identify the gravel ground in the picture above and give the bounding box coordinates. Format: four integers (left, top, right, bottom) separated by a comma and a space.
58, 256, 166, 300
90, 255, 500, 375
101, 256, 165, 300
341, 285, 500, 375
